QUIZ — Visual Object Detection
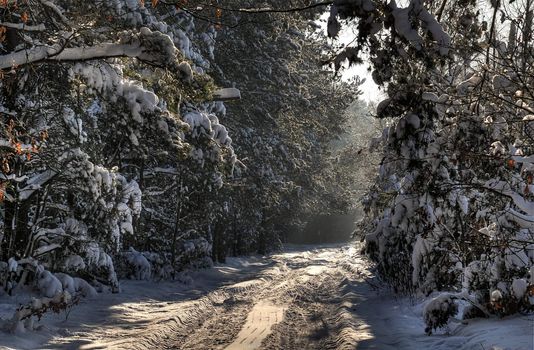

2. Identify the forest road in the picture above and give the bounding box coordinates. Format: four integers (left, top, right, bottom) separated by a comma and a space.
43, 243, 377, 350
168, 244, 371, 350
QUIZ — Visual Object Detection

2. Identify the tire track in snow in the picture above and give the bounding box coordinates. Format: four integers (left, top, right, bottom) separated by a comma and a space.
224, 301, 287, 350
172, 250, 327, 349
260, 245, 370, 350
171, 245, 359, 350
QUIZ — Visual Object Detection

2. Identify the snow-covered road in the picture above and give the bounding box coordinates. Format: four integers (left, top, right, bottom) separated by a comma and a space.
1, 244, 532, 349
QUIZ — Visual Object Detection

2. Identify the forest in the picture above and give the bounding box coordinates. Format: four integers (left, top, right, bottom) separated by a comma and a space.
0, 0, 532, 349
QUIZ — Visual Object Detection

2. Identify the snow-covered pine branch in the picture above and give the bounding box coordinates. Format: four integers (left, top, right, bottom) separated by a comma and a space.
0, 27, 177, 70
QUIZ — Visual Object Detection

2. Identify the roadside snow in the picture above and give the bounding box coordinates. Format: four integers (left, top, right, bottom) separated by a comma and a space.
343, 282, 533, 350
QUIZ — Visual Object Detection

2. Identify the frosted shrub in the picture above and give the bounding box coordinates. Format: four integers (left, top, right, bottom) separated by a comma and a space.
423, 293, 458, 335
177, 238, 213, 269
73, 278, 98, 298
118, 248, 152, 281
36, 266, 63, 298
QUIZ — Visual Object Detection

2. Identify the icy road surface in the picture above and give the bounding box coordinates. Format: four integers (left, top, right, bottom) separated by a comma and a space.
1, 244, 532, 349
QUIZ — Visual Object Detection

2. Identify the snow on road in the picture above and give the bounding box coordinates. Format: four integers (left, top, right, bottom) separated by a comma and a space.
0, 244, 532, 350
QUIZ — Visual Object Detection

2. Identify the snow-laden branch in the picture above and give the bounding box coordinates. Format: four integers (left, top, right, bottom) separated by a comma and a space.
506, 208, 534, 229
513, 155, 534, 164
38, 0, 72, 27
163, 0, 334, 13
144, 167, 180, 176
0, 44, 130, 70
0, 27, 176, 70
0, 22, 46, 31
485, 179, 534, 216
390, 0, 451, 55
53, 43, 144, 62
0, 139, 15, 150
33, 243, 61, 257
19, 170, 58, 201
213, 88, 241, 101
10, 291, 76, 333
505, 192, 534, 216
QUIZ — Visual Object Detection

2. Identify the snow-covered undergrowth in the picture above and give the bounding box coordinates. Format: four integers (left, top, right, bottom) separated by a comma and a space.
0, 262, 98, 334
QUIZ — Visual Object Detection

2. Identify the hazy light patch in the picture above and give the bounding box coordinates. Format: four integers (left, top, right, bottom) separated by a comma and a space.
396, 0, 412, 8
341, 63, 385, 103
318, 12, 384, 102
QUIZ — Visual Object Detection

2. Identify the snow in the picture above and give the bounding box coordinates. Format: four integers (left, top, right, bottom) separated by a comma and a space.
62, 107, 86, 143
213, 88, 241, 101
0, 22, 45, 31
36, 268, 63, 298
32, 244, 61, 258
177, 61, 193, 81
84, 243, 119, 291
7, 258, 17, 273
0, 244, 530, 350
0, 254, 268, 349
62, 255, 86, 272
183, 111, 212, 135
49, 272, 98, 298
391, 6, 424, 50
405, 113, 421, 129
491, 289, 503, 303
412, 234, 432, 285
71, 62, 161, 130
417, 5, 451, 55
457, 74, 482, 95
422, 293, 458, 334
54, 273, 76, 296
422, 92, 439, 102
457, 194, 469, 214
72, 278, 98, 298
511, 278, 528, 299
493, 74, 513, 90
369, 297, 532, 350
18, 170, 57, 201
0, 35, 152, 70
226, 301, 287, 350
389, 0, 450, 55
123, 248, 152, 281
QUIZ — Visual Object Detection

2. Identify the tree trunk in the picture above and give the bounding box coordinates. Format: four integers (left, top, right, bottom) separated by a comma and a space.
171, 177, 183, 266
1, 195, 17, 260
211, 221, 226, 263
523, 1, 533, 73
